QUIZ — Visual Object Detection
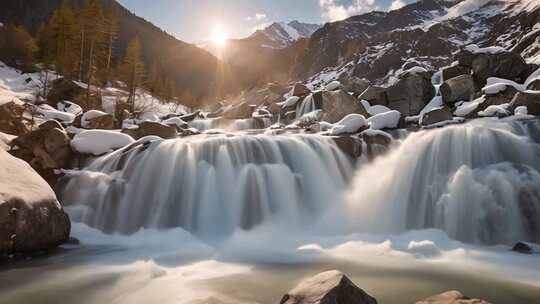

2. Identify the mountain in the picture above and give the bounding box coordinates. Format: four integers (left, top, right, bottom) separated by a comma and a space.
295, 0, 540, 86
0, 0, 224, 105
249, 21, 321, 49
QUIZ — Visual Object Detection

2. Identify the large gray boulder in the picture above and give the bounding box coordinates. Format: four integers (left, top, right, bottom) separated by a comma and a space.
385, 70, 435, 117
456, 48, 529, 85
416, 290, 491, 304
440, 75, 476, 105
343, 77, 371, 97
421, 106, 453, 126
442, 65, 471, 82
293, 83, 312, 97
280, 270, 377, 304
0, 149, 70, 255
358, 86, 388, 106
509, 91, 540, 115
320, 90, 369, 124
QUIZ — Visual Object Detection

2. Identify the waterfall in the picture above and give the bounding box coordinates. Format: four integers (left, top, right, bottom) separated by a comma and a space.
189, 117, 272, 132
296, 94, 317, 118
60, 134, 353, 238
345, 118, 540, 245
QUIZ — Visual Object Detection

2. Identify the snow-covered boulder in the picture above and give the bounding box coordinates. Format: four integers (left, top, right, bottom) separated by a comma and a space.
281, 96, 301, 108
36, 104, 76, 123
478, 104, 510, 117
324, 80, 341, 91
81, 110, 110, 129
367, 110, 401, 130
0, 149, 70, 254
71, 130, 135, 155
57, 100, 83, 116
454, 96, 486, 117
329, 114, 368, 135
162, 116, 188, 129
124, 121, 178, 140
280, 270, 377, 304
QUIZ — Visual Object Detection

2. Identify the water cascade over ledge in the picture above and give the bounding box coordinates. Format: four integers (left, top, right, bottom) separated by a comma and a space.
60, 118, 540, 246
346, 118, 540, 245
60, 134, 353, 238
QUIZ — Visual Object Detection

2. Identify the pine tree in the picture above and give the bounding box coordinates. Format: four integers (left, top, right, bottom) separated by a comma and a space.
48, 1, 79, 78
120, 37, 145, 112
103, 3, 119, 86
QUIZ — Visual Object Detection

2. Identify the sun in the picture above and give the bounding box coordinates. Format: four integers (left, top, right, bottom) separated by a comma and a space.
211, 26, 228, 48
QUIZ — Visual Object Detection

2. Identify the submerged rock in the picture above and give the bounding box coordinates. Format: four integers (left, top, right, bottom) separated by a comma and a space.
125, 121, 178, 140
0, 149, 70, 255
416, 290, 491, 304
280, 270, 377, 304
512, 241, 539, 254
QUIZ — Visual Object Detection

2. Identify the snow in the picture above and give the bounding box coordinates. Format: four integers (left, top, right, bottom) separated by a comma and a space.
0, 62, 42, 106
483, 83, 508, 95
34, 104, 76, 122
324, 80, 341, 91
57, 100, 83, 116
478, 103, 510, 117
367, 110, 401, 130
81, 110, 109, 128
405, 66, 428, 74
281, 96, 300, 108
329, 114, 368, 135
71, 130, 135, 156
368, 105, 393, 116
444, 0, 492, 20
0, 149, 58, 206
162, 117, 187, 129
360, 128, 393, 141
454, 96, 486, 117
464, 44, 506, 55
422, 117, 465, 129
0, 132, 15, 151
515, 106, 528, 116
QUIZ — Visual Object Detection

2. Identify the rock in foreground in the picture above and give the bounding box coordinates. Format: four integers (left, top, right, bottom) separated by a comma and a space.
280, 270, 377, 304
416, 290, 491, 304
0, 149, 70, 255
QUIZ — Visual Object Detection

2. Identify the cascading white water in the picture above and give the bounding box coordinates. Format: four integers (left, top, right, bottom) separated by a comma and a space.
296, 94, 317, 118
60, 134, 353, 238
189, 117, 272, 132
345, 118, 540, 245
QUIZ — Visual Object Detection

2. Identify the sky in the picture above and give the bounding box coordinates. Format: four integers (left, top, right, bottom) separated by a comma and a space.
118, 0, 416, 43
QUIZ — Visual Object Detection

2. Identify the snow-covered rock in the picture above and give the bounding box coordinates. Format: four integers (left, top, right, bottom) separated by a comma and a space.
71, 130, 135, 155
329, 114, 368, 135
162, 116, 187, 129
81, 110, 109, 128
367, 110, 401, 130
454, 96, 486, 117
36, 104, 76, 123
478, 104, 510, 117
324, 80, 341, 91
57, 100, 83, 116
0, 149, 70, 254
281, 96, 301, 108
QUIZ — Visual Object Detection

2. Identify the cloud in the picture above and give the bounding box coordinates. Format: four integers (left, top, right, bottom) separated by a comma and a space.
389, 0, 405, 10
319, 0, 381, 22
246, 13, 267, 21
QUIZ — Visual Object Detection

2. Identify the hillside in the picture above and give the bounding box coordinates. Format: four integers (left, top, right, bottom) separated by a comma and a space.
0, 0, 221, 104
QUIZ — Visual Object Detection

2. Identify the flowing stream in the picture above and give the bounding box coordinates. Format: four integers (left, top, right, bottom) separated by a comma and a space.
1, 118, 540, 304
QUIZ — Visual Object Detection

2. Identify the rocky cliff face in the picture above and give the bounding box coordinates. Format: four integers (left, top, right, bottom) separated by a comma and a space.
297, 0, 540, 86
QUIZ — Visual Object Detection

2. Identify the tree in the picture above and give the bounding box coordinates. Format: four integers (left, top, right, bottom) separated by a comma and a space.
102, 3, 119, 86
120, 37, 145, 112
48, 1, 79, 78
0, 24, 37, 68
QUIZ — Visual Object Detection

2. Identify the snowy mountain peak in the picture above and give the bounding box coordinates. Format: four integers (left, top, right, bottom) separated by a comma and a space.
251, 21, 321, 48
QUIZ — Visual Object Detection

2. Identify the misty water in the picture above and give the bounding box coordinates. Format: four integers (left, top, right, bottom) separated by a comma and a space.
2, 118, 540, 303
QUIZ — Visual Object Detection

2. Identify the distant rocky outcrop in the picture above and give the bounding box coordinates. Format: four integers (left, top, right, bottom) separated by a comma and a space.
0, 149, 70, 255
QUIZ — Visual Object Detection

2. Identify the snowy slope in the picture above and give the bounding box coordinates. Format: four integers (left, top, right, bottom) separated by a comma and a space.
251, 21, 321, 48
